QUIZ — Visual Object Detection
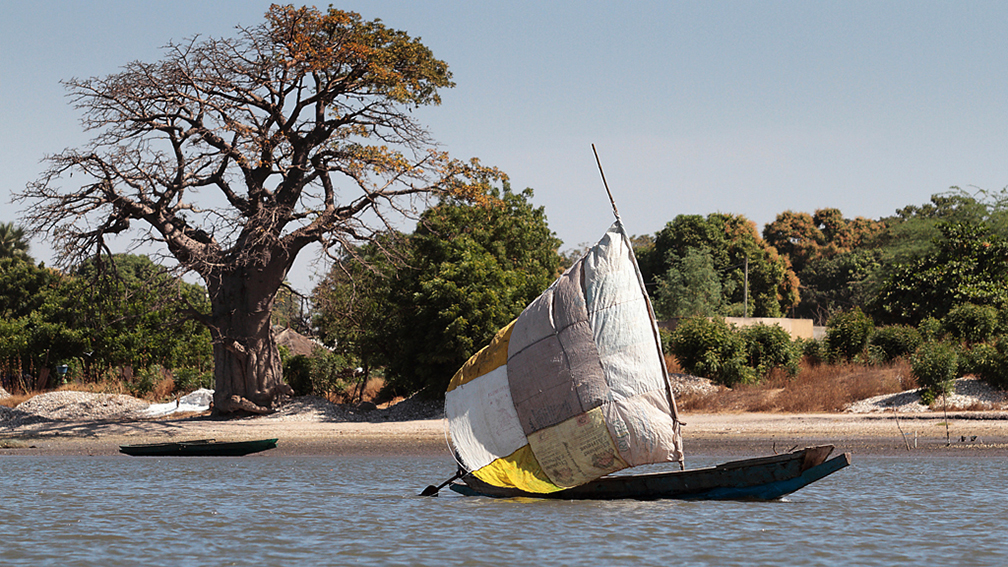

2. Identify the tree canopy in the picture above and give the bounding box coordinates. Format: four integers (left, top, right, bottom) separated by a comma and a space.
16, 5, 499, 413
0, 254, 211, 389
314, 184, 561, 397
638, 213, 798, 317
870, 221, 1008, 325
652, 247, 731, 319
763, 208, 885, 322
762, 209, 883, 275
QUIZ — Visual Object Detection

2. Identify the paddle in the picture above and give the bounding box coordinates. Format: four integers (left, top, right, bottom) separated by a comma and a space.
420, 468, 465, 497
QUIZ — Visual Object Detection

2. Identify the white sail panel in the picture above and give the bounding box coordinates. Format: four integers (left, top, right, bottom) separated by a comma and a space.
445, 364, 526, 471
446, 221, 683, 493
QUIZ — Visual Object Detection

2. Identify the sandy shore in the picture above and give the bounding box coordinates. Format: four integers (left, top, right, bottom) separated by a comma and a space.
4, 409, 1008, 458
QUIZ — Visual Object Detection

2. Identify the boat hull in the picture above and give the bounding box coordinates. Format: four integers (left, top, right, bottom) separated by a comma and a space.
449, 445, 849, 501
119, 438, 277, 457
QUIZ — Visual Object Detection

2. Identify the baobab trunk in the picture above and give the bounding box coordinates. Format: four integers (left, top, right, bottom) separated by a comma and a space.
207, 268, 293, 414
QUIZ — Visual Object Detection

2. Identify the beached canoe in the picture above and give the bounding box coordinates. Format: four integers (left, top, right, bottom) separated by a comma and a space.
119, 438, 277, 457
448, 445, 850, 501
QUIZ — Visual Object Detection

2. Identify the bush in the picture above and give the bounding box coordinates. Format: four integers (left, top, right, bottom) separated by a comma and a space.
943, 303, 999, 345
130, 365, 163, 398
960, 339, 1008, 389
869, 325, 922, 362
918, 317, 943, 342
798, 338, 829, 366
910, 342, 958, 404
740, 323, 799, 378
283, 354, 314, 396
282, 349, 355, 396
310, 349, 355, 395
668, 317, 754, 386
826, 308, 875, 361
172, 367, 214, 393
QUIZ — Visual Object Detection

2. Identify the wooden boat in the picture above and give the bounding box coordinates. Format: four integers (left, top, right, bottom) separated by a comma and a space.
424, 162, 850, 500
119, 438, 277, 457
449, 445, 850, 500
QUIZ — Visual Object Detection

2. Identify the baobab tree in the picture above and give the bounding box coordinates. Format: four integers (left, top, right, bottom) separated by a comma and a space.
16, 5, 500, 413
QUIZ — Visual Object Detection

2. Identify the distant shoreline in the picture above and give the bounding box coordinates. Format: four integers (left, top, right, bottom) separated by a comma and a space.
4, 410, 1008, 458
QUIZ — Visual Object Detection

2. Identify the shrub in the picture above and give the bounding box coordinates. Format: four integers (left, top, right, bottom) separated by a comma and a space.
910, 341, 958, 404
740, 323, 800, 378
798, 338, 829, 366
130, 365, 163, 398
826, 308, 874, 361
918, 317, 943, 342
869, 325, 922, 362
942, 303, 999, 345
668, 317, 753, 386
172, 367, 214, 393
960, 339, 1008, 389
283, 354, 314, 396
309, 349, 355, 395
282, 349, 355, 396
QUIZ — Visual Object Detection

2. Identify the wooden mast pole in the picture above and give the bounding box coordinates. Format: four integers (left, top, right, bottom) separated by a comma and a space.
592, 144, 620, 221
591, 144, 685, 469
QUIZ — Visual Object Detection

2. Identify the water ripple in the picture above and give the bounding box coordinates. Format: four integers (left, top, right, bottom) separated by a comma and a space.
1, 454, 1007, 566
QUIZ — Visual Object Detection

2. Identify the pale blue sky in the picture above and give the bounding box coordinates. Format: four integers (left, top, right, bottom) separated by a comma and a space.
3, 1, 1008, 293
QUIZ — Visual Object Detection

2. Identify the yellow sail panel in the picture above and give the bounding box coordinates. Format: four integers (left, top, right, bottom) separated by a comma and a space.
526, 406, 628, 488
446, 320, 515, 393
472, 444, 564, 493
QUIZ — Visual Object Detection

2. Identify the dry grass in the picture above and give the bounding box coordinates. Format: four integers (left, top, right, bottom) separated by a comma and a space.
0, 393, 34, 408
151, 377, 175, 401
4, 358, 922, 415
677, 359, 916, 413
326, 377, 387, 405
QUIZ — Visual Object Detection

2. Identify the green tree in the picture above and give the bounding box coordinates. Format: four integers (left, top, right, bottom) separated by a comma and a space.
17, 5, 500, 413
312, 233, 405, 388
74, 254, 212, 372
910, 341, 959, 404
327, 185, 561, 397
868, 325, 922, 362
942, 303, 999, 346
653, 247, 732, 318
639, 213, 798, 317
875, 188, 1008, 271
796, 249, 883, 324
0, 222, 31, 261
740, 323, 800, 378
667, 316, 753, 386
871, 222, 1008, 325
826, 308, 875, 361
0, 257, 86, 386
1, 254, 211, 388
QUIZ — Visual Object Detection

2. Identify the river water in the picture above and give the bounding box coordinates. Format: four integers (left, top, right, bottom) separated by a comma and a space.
1, 452, 1005, 566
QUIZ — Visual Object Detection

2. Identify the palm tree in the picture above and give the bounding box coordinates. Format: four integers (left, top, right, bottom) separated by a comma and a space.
0, 222, 31, 260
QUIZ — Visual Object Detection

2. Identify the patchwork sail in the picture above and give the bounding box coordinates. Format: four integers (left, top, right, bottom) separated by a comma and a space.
445, 220, 684, 493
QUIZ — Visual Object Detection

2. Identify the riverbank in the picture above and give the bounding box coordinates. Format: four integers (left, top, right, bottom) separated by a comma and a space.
4, 407, 1008, 458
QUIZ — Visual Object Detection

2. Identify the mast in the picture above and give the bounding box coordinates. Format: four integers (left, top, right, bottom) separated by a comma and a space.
591, 145, 685, 464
